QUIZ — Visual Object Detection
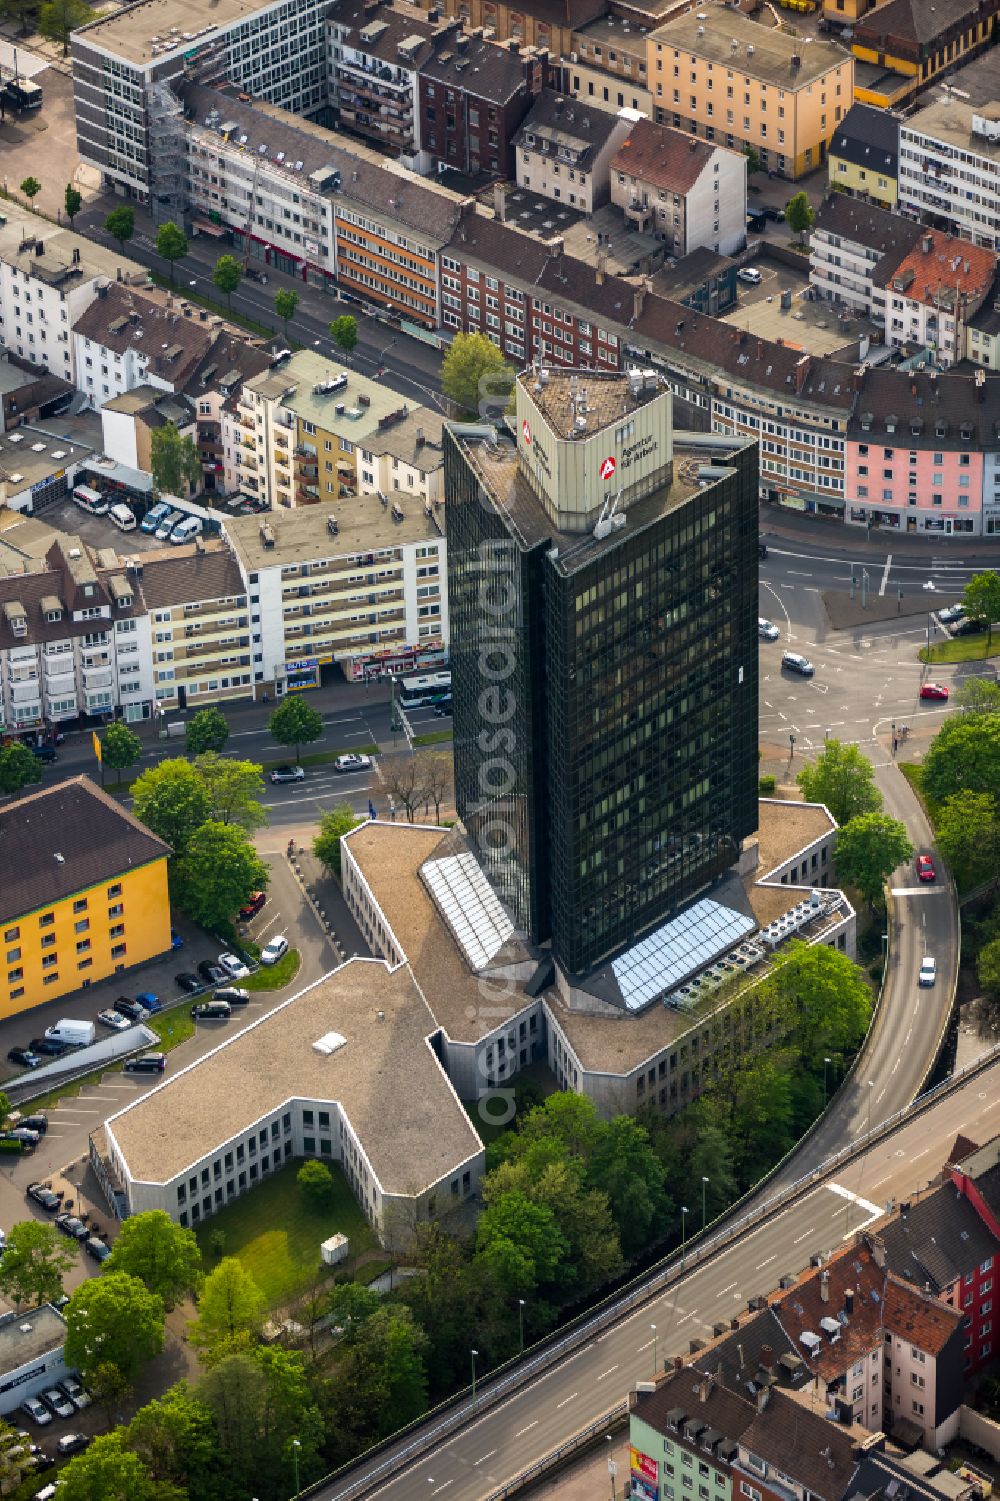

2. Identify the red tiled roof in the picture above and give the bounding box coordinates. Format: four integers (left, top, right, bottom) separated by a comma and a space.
883, 1274, 962, 1355
769, 1247, 885, 1381
612, 117, 719, 196
878, 229, 997, 306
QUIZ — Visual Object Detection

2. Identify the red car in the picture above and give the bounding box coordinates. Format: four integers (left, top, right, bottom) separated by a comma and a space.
919, 682, 949, 701
916, 854, 936, 882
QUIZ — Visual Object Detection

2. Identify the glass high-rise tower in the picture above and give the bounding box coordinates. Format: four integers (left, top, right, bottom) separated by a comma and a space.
446, 368, 759, 979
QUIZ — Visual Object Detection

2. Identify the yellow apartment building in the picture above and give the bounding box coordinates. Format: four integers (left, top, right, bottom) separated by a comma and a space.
648, 12, 855, 179
0, 777, 171, 1019
850, 0, 999, 110
827, 102, 899, 207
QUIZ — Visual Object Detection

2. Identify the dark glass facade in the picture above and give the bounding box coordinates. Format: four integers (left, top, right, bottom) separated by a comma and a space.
446, 429, 759, 977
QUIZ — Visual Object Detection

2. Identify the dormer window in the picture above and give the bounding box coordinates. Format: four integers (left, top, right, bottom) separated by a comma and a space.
45, 609, 62, 623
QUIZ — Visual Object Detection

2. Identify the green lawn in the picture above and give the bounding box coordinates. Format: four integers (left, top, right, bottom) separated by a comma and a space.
919, 632, 1000, 664
244, 949, 301, 991
195, 1158, 374, 1305
411, 730, 454, 748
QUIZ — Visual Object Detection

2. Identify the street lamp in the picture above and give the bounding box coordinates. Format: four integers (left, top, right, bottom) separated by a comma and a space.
471, 1348, 479, 1410
518, 1298, 526, 1355
291, 1438, 301, 1496
681, 1204, 689, 1259
823, 1056, 832, 1105
607, 1434, 618, 1501
789, 733, 796, 761
867, 1078, 875, 1137
650, 1322, 657, 1378
702, 1175, 710, 1230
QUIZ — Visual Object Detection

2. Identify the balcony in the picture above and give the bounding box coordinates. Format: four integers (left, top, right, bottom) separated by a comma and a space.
82, 666, 113, 690
624, 199, 652, 228
9, 679, 41, 705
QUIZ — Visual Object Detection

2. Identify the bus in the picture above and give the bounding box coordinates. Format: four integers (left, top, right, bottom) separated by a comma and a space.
398, 671, 452, 710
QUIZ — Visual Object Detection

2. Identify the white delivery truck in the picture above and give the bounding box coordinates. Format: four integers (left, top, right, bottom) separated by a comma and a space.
44, 1018, 97, 1048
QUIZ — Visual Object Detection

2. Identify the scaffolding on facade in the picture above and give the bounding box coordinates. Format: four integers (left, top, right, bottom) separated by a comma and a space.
148, 81, 188, 228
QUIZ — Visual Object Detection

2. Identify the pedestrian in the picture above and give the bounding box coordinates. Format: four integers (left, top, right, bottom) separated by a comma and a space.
892, 737, 898, 755
262, 690, 269, 705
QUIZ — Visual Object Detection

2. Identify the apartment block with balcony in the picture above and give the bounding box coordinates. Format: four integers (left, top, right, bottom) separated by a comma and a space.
0, 777, 171, 1019
328, 0, 436, 160
417, 30, 548, 179
648, 12, 853, 181
513, 90, 639, 213
0, 536, 154, 733
140, 543, 252, 710
72, 283, 216, 410
610, 117, 746, 258
809, 193, 924, 316
871, 229, 997, 366
899, 98, 1000, 251
225, 494, 446, 690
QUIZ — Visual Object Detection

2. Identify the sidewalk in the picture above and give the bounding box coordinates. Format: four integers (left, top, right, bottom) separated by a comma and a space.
760, 502, 1000, 562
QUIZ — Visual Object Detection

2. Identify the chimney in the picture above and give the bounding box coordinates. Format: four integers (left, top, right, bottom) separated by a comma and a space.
794, 353, 811, 394
760, 1344, 775, 1375
872, 1237, 886, 1270
756, 1385, 771, 1413
820, 1269, 830, 1302
549, 235, 564, 261
554, 95, 564, 113
699, 1378, 709, 1402
493, 181, 506, 222
416, 426, 425, 447
845, 1288, 855, 1317
633, 281, 646, 320
674, 1355, 684, 1372
730, 1318, 740, 1332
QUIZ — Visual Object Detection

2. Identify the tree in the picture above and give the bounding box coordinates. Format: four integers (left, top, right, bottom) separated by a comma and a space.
65, 1272, 165, 1381
198, 1346, 324, 1499
724, 1053, 797, 1185
586, 1116, 671, 1258
381, 753, 430, 823
127, 1384, 220, 1493
297, 1158, 335, 1208
20, 176, 41, 211
314, 803, 361, 878
963, 569, 1000, 649
767, 940, 872, 1066
274, 287, 299, 336
156, 220, 188, 284
414, 749, 451, 821
441, 331, 513, 418
63, 180, 83, 225
105, 205, 135, 253
0, 742, 41, 797
795, 738, 882, 826
835, 812, 914, 908
212, 252, 242, 309
269, 695, 323, 762
0, 1415, 37, 1493
328, 1282, 381, 1341
150, 420, 201, 497
185, 706, 229, 756
784, 190, 815, 242
936, 790, 1000, 891
332, 1306, 428, 1448
89, 1361, 133, 1431
193, 751, 267, 834
957, 677, 1000, 715
50, 1432, 155, 1501
131, 758, 212, 855
476, 1188, 568, 1294
0, 1220, 76, 1310
922, 714, 1000, 806
101, 720, 143, 785
173, 820, 269, 930
189, 1257, 265, 1353
40, 0, 91, 53
980, 937, 1000, 1001
104, 1210, 202, 1310
743, 144, 761, 176
0, 1092, 9, 1134
330, 314, 358, 359
0, 0, 37, 36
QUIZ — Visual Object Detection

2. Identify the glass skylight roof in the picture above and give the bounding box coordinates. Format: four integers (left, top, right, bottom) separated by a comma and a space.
423, 853, 515, 972
611, 898, 756, 1012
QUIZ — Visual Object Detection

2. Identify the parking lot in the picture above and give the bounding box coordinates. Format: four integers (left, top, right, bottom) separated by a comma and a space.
722, 252, 879, 355
41, 498, 170, 556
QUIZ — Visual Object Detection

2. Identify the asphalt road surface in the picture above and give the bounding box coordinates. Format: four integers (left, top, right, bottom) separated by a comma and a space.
318, 1049, 1000, 1501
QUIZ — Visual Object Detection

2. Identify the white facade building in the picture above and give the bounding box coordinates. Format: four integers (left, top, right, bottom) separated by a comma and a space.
899, 103, 1000, 250
0, 1307, 68, 1416
610, 119, 747, 258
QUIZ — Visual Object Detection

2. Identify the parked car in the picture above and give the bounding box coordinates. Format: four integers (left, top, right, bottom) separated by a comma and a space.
763, 205, 785, 222
29, 1038, 67, 1057
7, 1048, 41, 1069
214, 986, 250, 1006
19, 1115, 47, 1134
758, 617, 781, 642
154, 509, 184, 542
30, 1447, 54, 1471
260, 934, 289, 966
433, 704, 452, 718
919, 682, 949, 701
737, 267, 762, 286
122, 1052, 166, 1075
270, 764, 304, 784
781, 651, 815, 676
113, 997, 148, 1023
334, 754, 372, 773
31, 744, 57, 763
40, 1389, 74, 1421
192, 999, 231, 1021
952, 616, 987, 636
54, 1214, 88, 1240
918, 956, 937, 987
218, 951, 250, 980
83, 1236, 111, 1263
56, 1434, 90, 1458
97, 1009, 132, 1032
26, 1183, 59, 1212
58, 1376, 92, 1411
937, 603, 965, 624
0, 1129, 36, 1149
197, 960, 227, 987
135, 991, 161, 1013
175, 972, 201, 994
239, 891, 266, 921
171, 930, 184, 950
141, 500, 173, 535
20, 1398, 51, 1427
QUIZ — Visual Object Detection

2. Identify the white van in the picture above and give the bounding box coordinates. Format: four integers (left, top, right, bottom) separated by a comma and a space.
72, 485, 109, 515
170, 515, 204, 545
108, 502, 137, 532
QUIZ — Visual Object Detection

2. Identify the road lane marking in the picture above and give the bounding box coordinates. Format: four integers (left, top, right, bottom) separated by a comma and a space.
515, 1422, 538, 1437
755, 1255, 776, 1270
473, 1451, 497, 1467
792, 1227, 815, 1244
597, 1366, 619, 1382
828, 1182, 881, 1216
638, 1339, 654, 1351
879, 554, 893, 597
556, 1392, 579, 1409
716, 1283, 737, 1298
431, 1484, 452, 1496
677, 1309, 699, 1325
890, 887, 945, 897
